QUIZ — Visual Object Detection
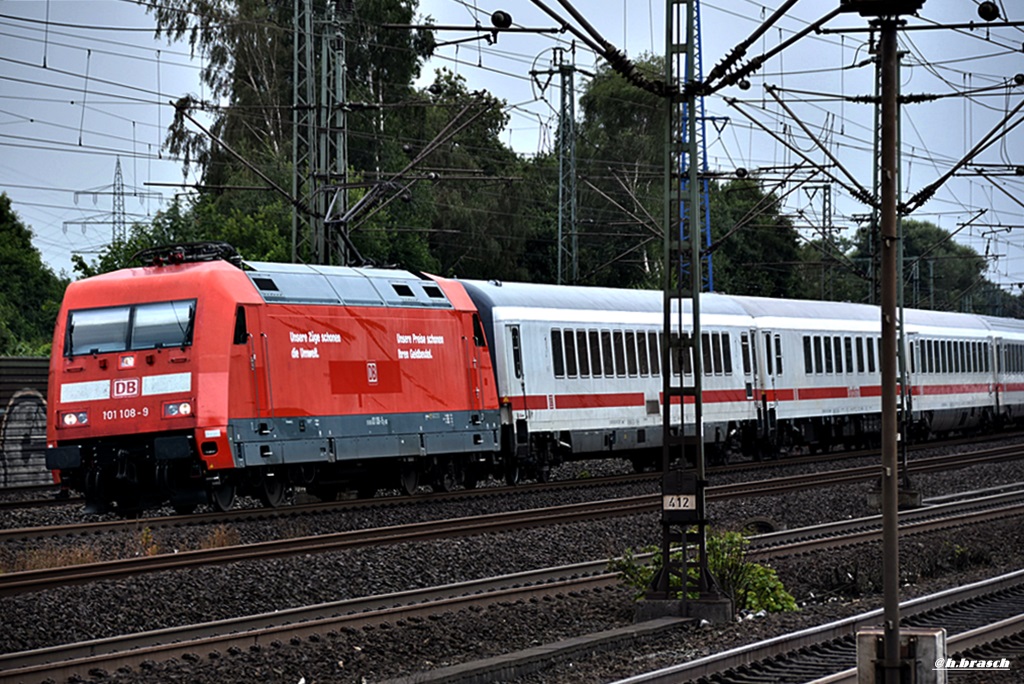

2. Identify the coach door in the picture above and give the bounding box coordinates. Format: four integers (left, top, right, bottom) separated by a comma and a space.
505, 324, 527, 409
759, 330, 781, 435
740, 331, 758, 401
992, 337, 1004, 419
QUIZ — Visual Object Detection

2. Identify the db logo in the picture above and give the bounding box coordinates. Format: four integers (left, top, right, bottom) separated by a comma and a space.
366, 362, 379, 386
112, 378, 140, 398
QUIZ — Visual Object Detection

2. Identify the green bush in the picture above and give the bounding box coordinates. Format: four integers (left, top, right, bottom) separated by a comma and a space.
610, 529, 798, 614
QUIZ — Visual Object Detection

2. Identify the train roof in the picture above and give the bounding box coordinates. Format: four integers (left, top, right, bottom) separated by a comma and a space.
458, 280, 1018, 337
243, 261, 454, 309
459, 280, 752, 318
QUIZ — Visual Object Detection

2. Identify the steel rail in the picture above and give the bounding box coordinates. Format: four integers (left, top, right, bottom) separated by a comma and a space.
0, 497, 656, 596
0, 560, 622, 684
7, 441, 1021, 544
610, 569, 1024, 684
6, 492, 1024, 681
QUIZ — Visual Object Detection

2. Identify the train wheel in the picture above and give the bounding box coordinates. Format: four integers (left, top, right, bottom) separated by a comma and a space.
210, 483, 237, 512
463, 465, 479, 490
399, 463, 419, 496
504, 462, 520, 486
258, 476, 287, 508
432, 459, 458, 493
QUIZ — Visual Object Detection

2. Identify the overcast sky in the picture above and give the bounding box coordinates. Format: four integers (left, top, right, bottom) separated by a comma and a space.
1, 0, 1021, 293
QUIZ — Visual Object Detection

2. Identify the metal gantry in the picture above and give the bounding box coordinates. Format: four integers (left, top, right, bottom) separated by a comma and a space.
653, 0, 715, 608
556, 47, 579, 285
293, 0, 350, 265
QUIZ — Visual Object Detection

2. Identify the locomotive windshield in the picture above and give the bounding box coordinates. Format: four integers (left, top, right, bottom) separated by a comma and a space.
66, 299, 196, 356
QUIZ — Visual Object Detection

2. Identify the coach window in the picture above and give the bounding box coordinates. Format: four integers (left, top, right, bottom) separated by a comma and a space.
856, 338, 865, 373
576, 331, 590, 378
668, 333, 681, 376
824, 336, 834, 374
833, 337, 844, 374
722, 333, 733, 374
866, 337, 876, 374
984, 342, 990, 372
714, 333, 726, 375
551, 330, 565, 378
589, 330, 602, 377
803, 336, 813, 374
649, 332, 660, 375
763, 333, 774, 376
624, 331, 638, 376
682, 333, 694, 376
601, 330, 615, 376
613, 331, 627, 377
814, 336, 824, 374
511, 327, 523, 379
637, 332, 650, 376
741, 334, 752, 375
774, 335, 783, 374
844, 337, 853, 373
972, 342, 979, 373
564, 329, 578, 378
704, 333, 715, 375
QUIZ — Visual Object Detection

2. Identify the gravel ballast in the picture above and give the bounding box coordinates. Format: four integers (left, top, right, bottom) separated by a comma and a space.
4, 449, 1024, 683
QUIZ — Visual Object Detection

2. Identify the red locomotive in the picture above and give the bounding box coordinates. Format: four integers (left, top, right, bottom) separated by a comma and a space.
46, 243, 501, 514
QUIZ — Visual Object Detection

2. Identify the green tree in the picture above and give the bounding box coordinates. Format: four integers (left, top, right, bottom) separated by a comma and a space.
575, 57, 665, 288
707, 179, 804, 297
842, 219, 990, 311
0, 194, 68, 355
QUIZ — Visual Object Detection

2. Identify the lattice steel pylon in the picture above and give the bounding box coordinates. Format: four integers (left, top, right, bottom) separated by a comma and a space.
293, 0, 351, 265
112, 157, 126, 244
679, 0, 714, 293
556, 47, 578, 285
651, 0, 718, 608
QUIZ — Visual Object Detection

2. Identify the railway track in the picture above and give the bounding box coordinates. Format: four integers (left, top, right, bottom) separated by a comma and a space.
4, 430, 1021, 515
0, 558, 624, 683
5, 491, 1024, 683
0, 496, 655, 596
3, 479, 1024, 597
610, 569, 1024, 684
6, 442, 1022, 546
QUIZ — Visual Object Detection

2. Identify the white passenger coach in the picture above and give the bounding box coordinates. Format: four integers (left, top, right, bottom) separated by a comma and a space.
461, 279, 1024, 474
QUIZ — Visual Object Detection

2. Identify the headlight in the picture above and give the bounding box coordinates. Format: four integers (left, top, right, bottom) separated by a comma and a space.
163, 401, 193, 418
60, 410, 89, 427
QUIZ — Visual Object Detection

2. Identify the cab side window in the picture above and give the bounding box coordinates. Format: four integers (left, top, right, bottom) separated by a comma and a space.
233, 306, 248, 345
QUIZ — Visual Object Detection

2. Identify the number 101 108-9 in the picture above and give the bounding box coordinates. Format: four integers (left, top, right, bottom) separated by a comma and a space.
103, 407, 149, 420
